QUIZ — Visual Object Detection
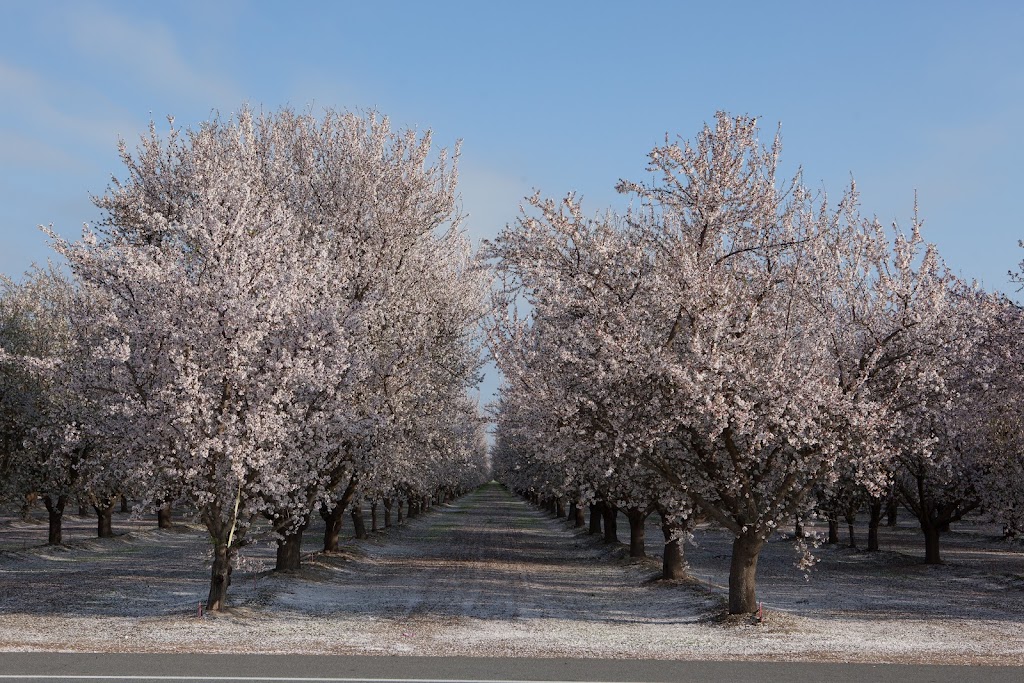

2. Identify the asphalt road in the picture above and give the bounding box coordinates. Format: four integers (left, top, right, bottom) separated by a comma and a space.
0, 653, 1021, 683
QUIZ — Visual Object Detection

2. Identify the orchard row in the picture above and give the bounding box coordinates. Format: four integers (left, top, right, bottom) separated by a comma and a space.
0, 108, 490, 610
486, 113, 1024, 614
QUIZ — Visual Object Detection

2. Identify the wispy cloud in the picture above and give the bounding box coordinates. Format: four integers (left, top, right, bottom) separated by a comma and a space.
0, 58, 134, 150
60, 4, 242, 109
0, 131, 87, 172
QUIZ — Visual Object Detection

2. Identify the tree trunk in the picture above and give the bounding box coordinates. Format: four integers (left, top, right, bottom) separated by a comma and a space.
351, 502, 368, 539
867, 501, 882, 552
397, 500, 405, 524
602, 503, 619, 544
886, 498, 898, 526
275, 519, 308, 571
794, 514, 804, 538
371, 501, 378, 532
321, 503, 345, 552
922, 520, 942, 564
846, 517, 857, 548
574, 503, 586, 528
589, 503, 603, 535
206, 541, 232, 611
94, 499, 114, 538
626, 507, 646, 558
827, 517, 839, 544
78, 502, 90, 517
728, 532, 765, 614
43, 495, 66, 546
157, 502, 173, 529
555, 499, 566, 518
383, 498, 393, 528
120, 496, 131, 514
321, 476, 358, 552
660, 514, 686, 581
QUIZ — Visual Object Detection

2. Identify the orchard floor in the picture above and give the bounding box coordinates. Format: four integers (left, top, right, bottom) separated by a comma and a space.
0, 483, 1022, 664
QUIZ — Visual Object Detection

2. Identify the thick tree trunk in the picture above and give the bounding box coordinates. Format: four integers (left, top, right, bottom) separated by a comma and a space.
867, 501, 882, 551
922, 520, 942, 564
94, 499, 114, 538
827, 517, 839, 544
602, 504, 619, 544
206, 542, 232, 611
157, 502, 173, 529
120, 496, 131, 514
371, 501, 379, 532
43, 495, 66, 546
275, 517, 309, 571
351, 502, 368, 539
321, 503, 345, 552
728, 532, 765, 614
626, 507, 646, 558
660, 514, 686, 581
397, 500, 405, 524
903, 473, 958, 565
383, 498, 393, 528
589, 503, 603, 535
574, 503, 586, 528
555, 499, 566, 518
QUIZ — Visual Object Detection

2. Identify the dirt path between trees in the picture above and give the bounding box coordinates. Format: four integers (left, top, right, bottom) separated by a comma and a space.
0, 483, 1022, 663
266, 484, 717, 641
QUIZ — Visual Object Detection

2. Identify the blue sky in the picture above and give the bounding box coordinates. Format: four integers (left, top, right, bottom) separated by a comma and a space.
2, 1, 1023, 404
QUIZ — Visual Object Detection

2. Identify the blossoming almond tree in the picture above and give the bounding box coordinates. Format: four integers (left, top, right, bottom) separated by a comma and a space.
610, 114, 886, 614
51, 106, 488, 604
51, 109, 368, 609
621, 114, 988, 612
